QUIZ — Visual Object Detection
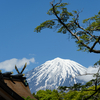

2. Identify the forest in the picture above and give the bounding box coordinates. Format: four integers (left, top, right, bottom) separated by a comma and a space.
24, 81, 100, 100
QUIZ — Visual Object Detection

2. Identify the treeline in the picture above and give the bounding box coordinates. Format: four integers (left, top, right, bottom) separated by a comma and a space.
24, 81, 100, 100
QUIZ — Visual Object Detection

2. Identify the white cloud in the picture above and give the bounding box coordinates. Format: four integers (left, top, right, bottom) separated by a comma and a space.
0, 58, 35, 71
77, 66, 99, 82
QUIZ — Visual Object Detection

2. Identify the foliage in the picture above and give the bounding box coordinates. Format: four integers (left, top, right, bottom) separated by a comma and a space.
23, 96, 35, 100
33, 89, 62, 100
34, 0, 100, 53
33, 93, 39, 100
63, 85, 100, 100
94, 60, 100, 67
30, 85, 100, 100
58, 83, 83, 92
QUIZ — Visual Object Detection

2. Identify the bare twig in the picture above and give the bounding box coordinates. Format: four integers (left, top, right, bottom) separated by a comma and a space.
50, 0, 62, 6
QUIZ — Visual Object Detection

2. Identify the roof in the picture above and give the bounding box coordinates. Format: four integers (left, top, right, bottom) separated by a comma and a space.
0, 76, 24, 100
4, 79, 36, 99
0, 72, 37, 100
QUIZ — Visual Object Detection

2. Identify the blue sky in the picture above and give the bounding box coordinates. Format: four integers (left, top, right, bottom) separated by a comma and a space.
0, 0, 100, 74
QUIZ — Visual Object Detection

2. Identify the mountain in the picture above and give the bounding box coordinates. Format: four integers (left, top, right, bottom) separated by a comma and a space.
25, 57, 87, 93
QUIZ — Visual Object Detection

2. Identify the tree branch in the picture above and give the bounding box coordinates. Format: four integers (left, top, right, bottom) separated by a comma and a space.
83, 87, 100, 100
74, 20, 93, 37
51, 2, 100, 53
51, 4, 80, 40
90, 36, 100, 52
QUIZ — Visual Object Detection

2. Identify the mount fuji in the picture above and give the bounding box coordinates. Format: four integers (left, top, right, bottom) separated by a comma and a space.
25, 57, 87, 93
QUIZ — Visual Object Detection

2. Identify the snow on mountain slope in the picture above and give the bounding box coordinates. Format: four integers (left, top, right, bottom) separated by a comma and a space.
25, 57, 87, 93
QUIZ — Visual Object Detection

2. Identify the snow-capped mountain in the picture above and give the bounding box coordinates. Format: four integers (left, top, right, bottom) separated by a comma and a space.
25, 57, 87, 93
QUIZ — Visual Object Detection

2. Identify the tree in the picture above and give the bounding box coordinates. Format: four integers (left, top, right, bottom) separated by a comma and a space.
34, 0, 100, 99
33, 89, 62, 100
23, 96, 35, 100
34, 0, 100, 54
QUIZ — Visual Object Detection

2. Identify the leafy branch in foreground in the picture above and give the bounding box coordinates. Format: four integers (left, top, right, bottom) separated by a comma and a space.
35, 0, 100, 53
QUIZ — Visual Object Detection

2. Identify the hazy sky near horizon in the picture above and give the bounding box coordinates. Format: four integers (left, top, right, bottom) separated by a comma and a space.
0, 0, 100, 74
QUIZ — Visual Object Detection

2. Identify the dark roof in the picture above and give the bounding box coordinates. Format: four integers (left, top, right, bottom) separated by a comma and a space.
0, 72, 37, 100
0, 73, 24, 100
